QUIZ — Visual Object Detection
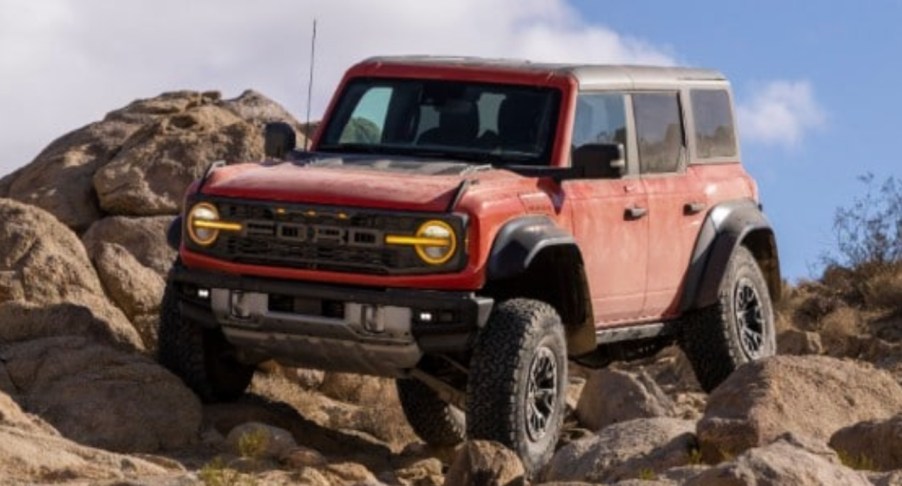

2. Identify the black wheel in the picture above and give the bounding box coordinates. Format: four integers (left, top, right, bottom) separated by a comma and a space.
466, 299, 567, 475
158, 274, 255, 402
680, 246, 776, 392
396, 378, 466, 447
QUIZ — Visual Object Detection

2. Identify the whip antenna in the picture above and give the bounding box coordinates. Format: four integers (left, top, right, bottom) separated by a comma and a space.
304, 19, 317, 151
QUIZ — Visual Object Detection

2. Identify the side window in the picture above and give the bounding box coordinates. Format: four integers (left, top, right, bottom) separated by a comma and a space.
571, 93, 627, 176
633, 92, 685, 174
339, 86, 391, 144
691, 89, 737, 158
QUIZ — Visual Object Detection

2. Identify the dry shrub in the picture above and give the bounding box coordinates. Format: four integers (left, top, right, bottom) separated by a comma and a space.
860, 263, 902, 311
819, 306, 865, 356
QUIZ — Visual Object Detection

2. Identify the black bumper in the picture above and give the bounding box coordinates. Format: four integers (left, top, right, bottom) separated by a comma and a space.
171, 266, 493, 353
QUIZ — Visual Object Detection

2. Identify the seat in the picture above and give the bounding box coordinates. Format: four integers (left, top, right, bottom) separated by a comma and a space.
417, 100, 478, 146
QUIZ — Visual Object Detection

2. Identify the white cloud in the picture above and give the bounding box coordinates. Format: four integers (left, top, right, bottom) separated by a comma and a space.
737, 80, 826, 148
0, 0, 676, 176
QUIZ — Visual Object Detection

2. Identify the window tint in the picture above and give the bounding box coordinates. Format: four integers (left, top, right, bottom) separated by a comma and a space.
339, 87, 391, 143
691, 89, 736, 158
572, 93, 627, 150
633, 93, 685, 174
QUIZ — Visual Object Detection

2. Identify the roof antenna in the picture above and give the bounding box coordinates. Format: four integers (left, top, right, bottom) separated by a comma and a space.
304, 19, 317, 151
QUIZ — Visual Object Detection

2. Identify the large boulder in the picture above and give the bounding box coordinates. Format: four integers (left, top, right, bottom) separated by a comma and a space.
0, 389, 181, 483
576, 369, 676, 431
685, 434, 871, 486
444, 440, 525, 486
697, 355, 902, 461
82, 215, 177, 278
544, 418, 697, 483
0, 90, 303, 229
0, 335, 202, 452
0, 198, 141, 349
829, 415, 902, 471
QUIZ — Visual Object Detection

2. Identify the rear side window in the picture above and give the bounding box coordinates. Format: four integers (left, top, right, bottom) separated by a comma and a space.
634, 92, 685, 174
691, 89, 737, 158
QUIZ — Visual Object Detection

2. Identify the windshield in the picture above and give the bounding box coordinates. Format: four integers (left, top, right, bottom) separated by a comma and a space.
319, 78, 561, 166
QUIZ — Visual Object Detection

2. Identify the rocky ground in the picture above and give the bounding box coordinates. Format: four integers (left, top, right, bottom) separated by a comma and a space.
0, 90, 900, 485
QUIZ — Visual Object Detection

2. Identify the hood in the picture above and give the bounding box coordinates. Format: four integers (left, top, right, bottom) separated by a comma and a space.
199, 154, 517, 212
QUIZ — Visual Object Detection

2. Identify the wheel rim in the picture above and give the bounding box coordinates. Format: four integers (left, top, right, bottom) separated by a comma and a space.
734, 277, 766, 359
525, 346, 558, 442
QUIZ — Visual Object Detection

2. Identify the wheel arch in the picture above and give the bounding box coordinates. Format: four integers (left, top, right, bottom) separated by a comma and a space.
484, 216, 596, 356
681, 199, 782, 312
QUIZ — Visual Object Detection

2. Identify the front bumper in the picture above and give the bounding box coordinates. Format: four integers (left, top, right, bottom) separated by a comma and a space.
171, 266, 493, 377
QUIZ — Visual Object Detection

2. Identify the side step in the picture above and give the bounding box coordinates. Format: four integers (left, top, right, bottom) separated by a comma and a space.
595, 321, 678, 345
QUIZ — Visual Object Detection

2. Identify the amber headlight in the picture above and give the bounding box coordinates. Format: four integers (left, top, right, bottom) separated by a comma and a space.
187, 202, 242, 247
386, 220, 457, 265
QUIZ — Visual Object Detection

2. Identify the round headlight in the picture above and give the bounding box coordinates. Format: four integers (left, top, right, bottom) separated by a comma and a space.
414, 220, 457, 265
187, 202, 220, 246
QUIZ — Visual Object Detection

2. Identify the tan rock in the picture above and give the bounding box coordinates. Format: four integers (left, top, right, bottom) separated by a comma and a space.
684, 433, 871, 486
869, 470, 902, 486
226, 421, 297, 460
829, 414, 902, 471
444, 440, 525, 486
697, 355, 902, 461
1, 336, 202, 452
544, 418, 696, 484
82, 215, 177, 278
576, 369, 676, 431
777, 328, 824, 355
320, 372, 394, 404
283, 445, 328, 469
92, 243, 165, 319
0, 198, 142, 349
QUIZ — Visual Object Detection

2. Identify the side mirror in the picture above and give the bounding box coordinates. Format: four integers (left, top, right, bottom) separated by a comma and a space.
571, 143, 625, 179
264, 122, 297, 159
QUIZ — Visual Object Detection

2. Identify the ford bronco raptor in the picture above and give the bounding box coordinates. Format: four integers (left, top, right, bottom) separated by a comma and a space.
159, 56, 780, 472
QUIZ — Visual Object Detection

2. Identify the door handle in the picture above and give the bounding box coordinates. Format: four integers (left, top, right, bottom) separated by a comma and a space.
625, 206, 647, 220
684, 201, 706, 215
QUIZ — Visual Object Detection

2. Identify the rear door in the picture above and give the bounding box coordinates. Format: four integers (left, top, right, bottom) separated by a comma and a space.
632, 92, 706, 318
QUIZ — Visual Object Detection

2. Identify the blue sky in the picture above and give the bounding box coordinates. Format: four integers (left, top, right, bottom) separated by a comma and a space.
2, 0, 896, 280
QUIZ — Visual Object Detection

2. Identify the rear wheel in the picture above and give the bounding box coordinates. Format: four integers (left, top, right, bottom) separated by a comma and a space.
680, 246, 776, 392
397, 378, 466, 447
466, 299, 567, 475
158, 276, 255, 402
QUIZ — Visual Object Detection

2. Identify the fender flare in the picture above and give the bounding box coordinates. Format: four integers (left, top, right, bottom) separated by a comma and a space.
167, 216, 183, 251
486, 216, 580, 281
680, 199, 781, 312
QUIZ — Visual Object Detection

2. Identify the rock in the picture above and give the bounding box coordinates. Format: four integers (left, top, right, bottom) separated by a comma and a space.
0, 198, 142, 349
869, 470, 902, 486
395, 456, 444, 486
259, 362, 325, 390
576, 369, 676, 431
0, 301, 136, 349
93, 101, 262, 216
82, 215, 177, 278
0, 120, 145, 230
0, 388, 178, 483
444, 440, 525, 486
283, 445, 328, 468
1, 336, 202, 452
319, 372, 393, 404
544, 418, 697, 483
90, 242, 165, 349
697, 355, 902, 461
226, 422, 297, 460
321, 462, 379, 485
684, 433, 871, 486
778, 328, 824, 355
829, 415, 902, 471
223, 89, 307, 140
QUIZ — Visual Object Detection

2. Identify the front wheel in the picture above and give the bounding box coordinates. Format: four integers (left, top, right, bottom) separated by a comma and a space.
680, 246, 776, 392
397, 378, 466, 447
158, 277, 255, 402
466, 299, 568, 475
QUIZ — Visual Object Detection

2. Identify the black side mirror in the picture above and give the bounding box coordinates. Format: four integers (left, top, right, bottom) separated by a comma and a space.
571, 143, 625, 179
264, 122, 297, 159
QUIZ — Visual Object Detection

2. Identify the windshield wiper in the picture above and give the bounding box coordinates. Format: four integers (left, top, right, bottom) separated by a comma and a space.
317, 143, 386, 155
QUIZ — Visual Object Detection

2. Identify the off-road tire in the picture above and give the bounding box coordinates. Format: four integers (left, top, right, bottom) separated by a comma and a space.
680, 245, 776, 392
466, 299, 567, 475
396, 379, 466, 447
158, 276, 255, 402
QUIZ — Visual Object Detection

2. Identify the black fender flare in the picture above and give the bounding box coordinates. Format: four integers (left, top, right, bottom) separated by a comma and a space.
486, 215, 580, 281
680, 199, 781, 312
167, 216, 183, 251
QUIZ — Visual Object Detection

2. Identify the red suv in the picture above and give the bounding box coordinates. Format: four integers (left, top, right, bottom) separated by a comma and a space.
159, 57, 781, 472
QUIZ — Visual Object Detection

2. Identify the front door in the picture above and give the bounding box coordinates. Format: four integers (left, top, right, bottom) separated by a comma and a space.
565, 92, 649, 325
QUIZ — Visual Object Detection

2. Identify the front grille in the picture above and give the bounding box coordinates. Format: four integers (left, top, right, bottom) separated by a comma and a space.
192, 198, 464, 275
